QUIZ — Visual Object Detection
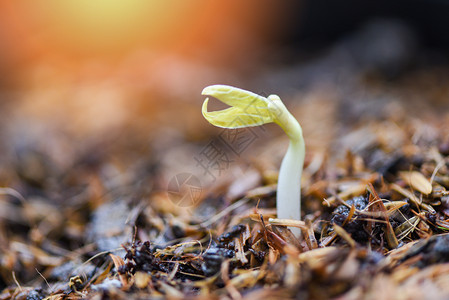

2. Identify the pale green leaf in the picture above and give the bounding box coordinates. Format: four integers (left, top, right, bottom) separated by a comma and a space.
202, 98, 273, 129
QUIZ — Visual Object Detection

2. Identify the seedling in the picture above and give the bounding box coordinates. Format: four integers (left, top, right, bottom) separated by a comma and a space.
201, 85, 305, 236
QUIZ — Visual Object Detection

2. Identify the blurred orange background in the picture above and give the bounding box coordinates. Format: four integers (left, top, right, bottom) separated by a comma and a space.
0, 1, 289, 71
0, 1, 294, 139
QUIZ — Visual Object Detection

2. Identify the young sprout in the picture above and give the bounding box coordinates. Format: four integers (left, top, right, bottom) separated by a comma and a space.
201, 85, 305, 236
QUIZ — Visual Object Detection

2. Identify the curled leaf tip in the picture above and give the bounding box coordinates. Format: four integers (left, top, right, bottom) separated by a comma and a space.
201, 85, 276, 129
201, 84, 231, 95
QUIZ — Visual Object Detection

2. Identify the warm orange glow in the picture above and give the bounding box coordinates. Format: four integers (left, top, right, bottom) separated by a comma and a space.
0, 1, 287, 144
21, 1, 207, 56
0, 1, 278, 65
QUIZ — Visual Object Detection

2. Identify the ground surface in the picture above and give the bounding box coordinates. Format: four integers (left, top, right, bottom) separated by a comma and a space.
1, 20, 449, 300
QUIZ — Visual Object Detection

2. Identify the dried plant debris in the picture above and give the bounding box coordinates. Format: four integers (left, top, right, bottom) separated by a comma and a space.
1, 125, 449, 300
2, 119, 449, 299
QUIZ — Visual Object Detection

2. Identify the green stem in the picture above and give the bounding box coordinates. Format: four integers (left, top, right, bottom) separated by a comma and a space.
275, 107, 305, 236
